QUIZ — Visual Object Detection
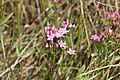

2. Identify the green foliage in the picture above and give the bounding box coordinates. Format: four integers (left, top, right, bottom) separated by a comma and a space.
0, 13, 13, 26
0, 0, 120, 80
21, 47, 35, 58
76, 64, 86, 79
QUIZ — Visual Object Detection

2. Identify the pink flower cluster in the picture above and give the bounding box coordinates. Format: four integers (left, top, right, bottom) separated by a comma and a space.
45, 25, 68, 48
91, 11, 120, 43
105, 26, 120, 43
105, 26, 119, 35
106, 11, 120, 26
91, 26, 120, 43
91, 33, 106, 42
44, 19, 76, 55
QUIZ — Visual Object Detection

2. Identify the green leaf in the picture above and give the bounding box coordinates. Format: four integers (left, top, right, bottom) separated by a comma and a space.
78, 76, 89, 80
76, 64, 86, 78
0, 13, 13, 26
21, 48, 35, 58
102, 41, 108, 58
70, 28, 74, 49
48, 1, 53, 8
65, 67, 71, 77
114, 56, 120, 62
41, 18, 47, 34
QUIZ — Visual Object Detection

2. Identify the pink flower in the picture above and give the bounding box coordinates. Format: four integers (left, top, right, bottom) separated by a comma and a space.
113, 21, 120, 26
100, 33, 106, 40
115, 28, 119, 32
61, 19, 69, 28
101, 6, 105, 12
45, 43, 49, 48
116, 34, 120, 38
106, 12, 112, 20
53, 0, 58, 3
50, 26, 57, 33
67, 48, 75, 55
69, 24, 76, 28
55, 30, 63, 38
44, 26, 50, 34
52, 9, 55, 13
105, 26, 114, 35
115, 11, 119, 16
50, 40, 53, 45
47, 32, 55, 41
57, 40, 66, 49
117, 15, 120, 20
47, 62, 52, 69
111, 13, 115, 19
106, 11, 120, 20
105, 26, 112, 30
91, 34, 100, 42
114, 11, 120, 19
59, 28, 69, 35
55, 43, 59, 48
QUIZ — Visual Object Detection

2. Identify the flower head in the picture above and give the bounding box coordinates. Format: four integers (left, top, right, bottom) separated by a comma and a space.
106, 12, 112, 20
113, 21, 120, 26
55, 30, 63, 38
45, 43, 49, 48
53, 0, 58, 3
116, 34, 120, 38
105, 26, 112, 30
44, 26, 50, 34
115, 28, 119, 32
59, 28, 69, 35
55, 43, 59, 48
67, 48, 75, 55
57, 40, 66, 49
47, 32, 55, 41
69, 24, 76, 28
61, 19, 69, 28
91, 34, 100, 42
101, 6, 105, 12
100, 33, 106, 40
47, 61, 52, 69
50, 26, 57, 33
118, 38, 120, 43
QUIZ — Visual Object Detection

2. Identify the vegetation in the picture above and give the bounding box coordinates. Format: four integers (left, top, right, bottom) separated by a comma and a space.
0, 0, 120, 80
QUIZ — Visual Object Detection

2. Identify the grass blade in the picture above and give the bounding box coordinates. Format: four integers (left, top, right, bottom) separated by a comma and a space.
0, 13, 13, 26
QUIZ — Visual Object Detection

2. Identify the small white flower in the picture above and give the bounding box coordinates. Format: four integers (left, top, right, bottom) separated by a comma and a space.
67, 48, 75, 55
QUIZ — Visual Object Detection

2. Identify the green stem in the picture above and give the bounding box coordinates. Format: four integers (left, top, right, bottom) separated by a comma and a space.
17, 0, 21, 51
70, 29, 74, 49
0, 0, 3, 20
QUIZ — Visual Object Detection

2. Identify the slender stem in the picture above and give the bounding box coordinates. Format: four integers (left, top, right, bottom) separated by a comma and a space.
80, 0, 90, 48
0, 0, 3, 20
76, 63, 120, 78
17, 0, 21, 51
